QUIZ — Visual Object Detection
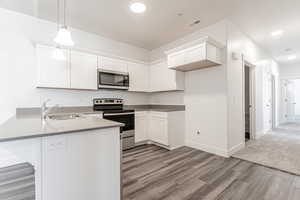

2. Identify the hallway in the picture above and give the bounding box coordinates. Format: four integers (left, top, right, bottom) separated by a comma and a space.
278, 122, 300, 131
233, 127, 300, 175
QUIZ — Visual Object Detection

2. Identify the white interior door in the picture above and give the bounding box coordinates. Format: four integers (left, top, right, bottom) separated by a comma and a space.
286, 80, 296, 122
263, 74, 273, 132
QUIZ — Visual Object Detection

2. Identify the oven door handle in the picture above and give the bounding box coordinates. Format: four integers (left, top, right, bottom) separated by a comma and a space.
103, 112, 135, 116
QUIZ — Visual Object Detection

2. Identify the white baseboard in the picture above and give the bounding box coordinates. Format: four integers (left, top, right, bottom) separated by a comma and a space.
227, 143, 245, 156
185, 140, 229, 158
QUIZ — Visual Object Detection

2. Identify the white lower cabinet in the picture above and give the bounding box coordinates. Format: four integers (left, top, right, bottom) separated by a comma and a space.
42, 128, 121, 200
149, 112, 169, 146
135, 111, 148, 143
135, 111, 185, 150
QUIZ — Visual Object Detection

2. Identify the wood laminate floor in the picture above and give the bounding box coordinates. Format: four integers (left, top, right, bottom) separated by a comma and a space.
122, 145, 300, 200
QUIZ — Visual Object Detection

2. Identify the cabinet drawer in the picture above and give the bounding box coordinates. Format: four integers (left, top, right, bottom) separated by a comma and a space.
149, 111, 168, 118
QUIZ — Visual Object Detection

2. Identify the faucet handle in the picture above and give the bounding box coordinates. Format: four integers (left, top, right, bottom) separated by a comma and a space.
42, 99, 51, 106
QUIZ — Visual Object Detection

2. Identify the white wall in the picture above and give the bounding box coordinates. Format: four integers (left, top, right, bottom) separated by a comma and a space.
149, 91, 185, 105
279, 63, 300, 79
149, 20, 280, 157
150, 21, 229, 156
226, 21, 279, 151
0, 8, 150, 124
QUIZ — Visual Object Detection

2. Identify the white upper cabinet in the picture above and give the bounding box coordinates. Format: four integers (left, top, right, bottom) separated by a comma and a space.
150, 61, 184, 92
127, 62, 149, 92
166, 36, 223, 72
98, 56, 128, 73
70, 50, 98, 90
36, 44, 98, 90
37, 44, 70, 89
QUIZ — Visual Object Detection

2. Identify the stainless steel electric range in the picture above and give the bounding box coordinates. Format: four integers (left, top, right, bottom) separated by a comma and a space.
93, 98, 135, 150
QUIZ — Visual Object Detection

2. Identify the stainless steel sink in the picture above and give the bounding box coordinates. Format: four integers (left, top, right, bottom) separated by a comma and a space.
47, 114, 82, 120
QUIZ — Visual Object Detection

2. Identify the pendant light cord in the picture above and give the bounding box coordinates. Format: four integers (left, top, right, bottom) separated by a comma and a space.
56, 0, 67, 28
64, 0, 66, 27
57, 0, 60, 31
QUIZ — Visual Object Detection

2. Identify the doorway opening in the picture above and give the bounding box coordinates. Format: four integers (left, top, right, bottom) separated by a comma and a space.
243, 62, 256, 142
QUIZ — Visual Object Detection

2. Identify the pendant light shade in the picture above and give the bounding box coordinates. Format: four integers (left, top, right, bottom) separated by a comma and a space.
54, 0, 74, 47
52, 46, 66, 60
54, 26, 74, 46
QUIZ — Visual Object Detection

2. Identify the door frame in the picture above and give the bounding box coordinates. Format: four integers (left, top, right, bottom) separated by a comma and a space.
242, 59, 256, 140
271, 75, 276, 129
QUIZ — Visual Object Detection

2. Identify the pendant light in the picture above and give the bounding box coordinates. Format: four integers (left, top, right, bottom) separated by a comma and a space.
54, 0, 74, 47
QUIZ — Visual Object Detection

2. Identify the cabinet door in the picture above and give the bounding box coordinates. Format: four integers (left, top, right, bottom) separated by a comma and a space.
128, 62, 149, 92
98, 56, 127, 72
149, 113, 168, 146
42, 129, 121, 200
185, 44, 206, 64
168, 51, 185, 68
70, 50, 98, 90
37, 45, 70, 88
42, 135, 68, 200
135, 112, 148, 143
150, 61, 176, 92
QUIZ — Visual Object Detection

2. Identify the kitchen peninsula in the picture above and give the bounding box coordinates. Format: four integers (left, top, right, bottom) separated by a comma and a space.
0, 111, 123, 200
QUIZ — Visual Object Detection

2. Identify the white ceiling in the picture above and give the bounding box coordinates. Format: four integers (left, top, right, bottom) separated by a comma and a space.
1, 0, 300, 64
0, 0, 233, 49
229, 0, 300, 65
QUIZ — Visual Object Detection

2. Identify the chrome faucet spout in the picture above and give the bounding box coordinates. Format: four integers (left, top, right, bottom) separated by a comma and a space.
41, 99, 59, 120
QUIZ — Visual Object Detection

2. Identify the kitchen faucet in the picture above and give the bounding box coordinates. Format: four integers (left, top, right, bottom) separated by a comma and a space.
41, 99, 59, 120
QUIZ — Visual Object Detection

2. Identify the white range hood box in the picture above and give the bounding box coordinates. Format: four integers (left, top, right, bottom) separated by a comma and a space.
165, 36, 224, 72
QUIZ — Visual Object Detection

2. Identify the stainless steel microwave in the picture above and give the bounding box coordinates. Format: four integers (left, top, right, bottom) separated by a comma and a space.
98, 69, 129, 90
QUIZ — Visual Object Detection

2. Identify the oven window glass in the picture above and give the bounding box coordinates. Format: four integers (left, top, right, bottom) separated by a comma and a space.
99, 72, 128, 87
103, 114, 134, 132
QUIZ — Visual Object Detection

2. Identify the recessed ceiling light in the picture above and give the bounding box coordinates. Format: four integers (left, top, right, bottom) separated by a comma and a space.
287, 55, 297, 60
130, 2, 146, 13
271, 30, 284, 38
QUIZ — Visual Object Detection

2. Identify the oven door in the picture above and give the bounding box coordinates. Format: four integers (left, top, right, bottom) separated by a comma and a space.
98, 70, 129, 90
103, 112, 135, 132
103, 112, 135, 150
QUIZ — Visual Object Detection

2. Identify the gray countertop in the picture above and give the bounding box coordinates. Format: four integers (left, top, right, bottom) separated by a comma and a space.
0, 104, 184, 143
124, 105, 185, 112
0, 115, 123, 143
